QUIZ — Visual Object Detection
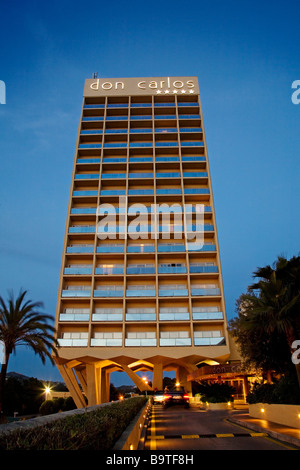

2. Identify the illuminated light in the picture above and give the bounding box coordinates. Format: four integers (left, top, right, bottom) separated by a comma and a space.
261, 408, 265, 413
45, 387, 51, 394
130, 444, 134, 450
189, 90, 194, 93
156, 90, 162, 94
227, 402, 231, 406
181, 89, 186, 93
298, 414, 300, 419
176, 382, 180, 387
173, 90, 178, 93
164, 90, 170, 94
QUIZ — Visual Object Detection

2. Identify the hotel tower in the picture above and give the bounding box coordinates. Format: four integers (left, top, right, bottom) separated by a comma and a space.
53, 76, 231, 407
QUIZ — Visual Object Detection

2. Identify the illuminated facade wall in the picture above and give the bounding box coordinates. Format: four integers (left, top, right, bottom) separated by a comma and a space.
53, 77, 230, 407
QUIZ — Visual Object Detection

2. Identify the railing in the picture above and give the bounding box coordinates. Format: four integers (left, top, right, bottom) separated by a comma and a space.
67, 246, 94, 253
194, 336, 225, 346
192, 311, 223, 320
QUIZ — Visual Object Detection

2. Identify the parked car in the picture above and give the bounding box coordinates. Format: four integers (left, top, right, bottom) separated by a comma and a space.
163, 388, 190, 408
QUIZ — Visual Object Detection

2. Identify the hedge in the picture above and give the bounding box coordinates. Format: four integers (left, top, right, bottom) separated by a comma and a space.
0, 397, 147, 450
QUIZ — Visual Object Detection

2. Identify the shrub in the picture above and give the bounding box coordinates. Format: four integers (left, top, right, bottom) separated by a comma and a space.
39, 400, 55, 416
247, 374, 300, 405
0, 397, 147, 450
197, 382, 235, 403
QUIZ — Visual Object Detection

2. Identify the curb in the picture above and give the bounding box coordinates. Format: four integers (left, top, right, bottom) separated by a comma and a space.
227, 416, 300, 449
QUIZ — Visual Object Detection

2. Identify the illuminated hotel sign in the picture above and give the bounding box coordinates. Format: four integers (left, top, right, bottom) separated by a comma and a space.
84, 76, 199, 96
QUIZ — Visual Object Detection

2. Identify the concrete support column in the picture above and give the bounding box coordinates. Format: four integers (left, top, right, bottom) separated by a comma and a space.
120, 364, 152, 392
86, 364, 98, 406
152, 363, 163, 390
100, 369, 110, 403
177, 366, 192, 393
56, 364, 86, 409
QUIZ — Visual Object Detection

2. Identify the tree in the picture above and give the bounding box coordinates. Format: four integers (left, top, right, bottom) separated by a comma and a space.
0, 289, 58, 419
229, 255, 300, 387
229, 293, 294, 379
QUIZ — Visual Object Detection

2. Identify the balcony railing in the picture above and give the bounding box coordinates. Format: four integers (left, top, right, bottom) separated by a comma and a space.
94, 289, 124, 297
67, 245, 94, 253
92, 312, 123, 321
190, 288, 221, 296
192, 310, 223, 320
194, 335, 225, 346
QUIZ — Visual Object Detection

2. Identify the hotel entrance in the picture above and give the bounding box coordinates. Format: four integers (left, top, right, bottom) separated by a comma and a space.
187, 362, 254, 404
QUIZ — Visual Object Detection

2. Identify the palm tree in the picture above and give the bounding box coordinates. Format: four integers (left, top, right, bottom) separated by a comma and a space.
0, 289, 58, 419
242, 256, 300, 387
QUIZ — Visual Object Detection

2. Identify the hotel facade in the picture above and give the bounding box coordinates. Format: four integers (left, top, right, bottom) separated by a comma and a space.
53, 76, 232, 407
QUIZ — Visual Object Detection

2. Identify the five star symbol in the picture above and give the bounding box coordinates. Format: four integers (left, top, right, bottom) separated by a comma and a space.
156, 89, 194, 94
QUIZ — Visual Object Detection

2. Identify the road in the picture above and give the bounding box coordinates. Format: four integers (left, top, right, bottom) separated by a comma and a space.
143, 404, 298, 451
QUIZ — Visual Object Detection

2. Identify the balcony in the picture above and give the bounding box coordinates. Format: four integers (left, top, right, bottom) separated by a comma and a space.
126, 265, 155, 275
183, 171, 207, 178
127, 244, 155, 253
158, 243, 185, 252
97, 245, 124, 253
184, 188, 209, 195
58, 332, 88, 347
190, 287, 221, 296
156, 156, 179, 163
129, 157, 153, 163
160, 332, 191, 346
128, 189, 154, 195
77, 158, 101, 164
59, 309, 90, 322
192, 309, 223, 320
125, 309, 156, 321
188, 244, 216, 252
158, 286, 188, 297
91, 333, 122, 347
68, 225, 95, 234
158, 264, 187, 274
159, 309, 190, 321
92, 308, 123, 322
194, 332, 225, 346
125, 332, 156, 346
73, 190, 98, 197
100, 189, 126, 196
189, 264, 218, 274
62, 288, 91, 297
94, 287, 124, 297
78, 144, 102, 150
70, 208, 97, 215
95, 265, 124, 275
82, 116, 104, 122
67, 245, 94, 253
64, 266, 93, 275
126, 285, 156, 297
156, 188, 182, 195
102, 157, 127, 163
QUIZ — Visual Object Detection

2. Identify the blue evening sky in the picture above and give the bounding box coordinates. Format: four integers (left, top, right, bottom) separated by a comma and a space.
0, 0, 299, 386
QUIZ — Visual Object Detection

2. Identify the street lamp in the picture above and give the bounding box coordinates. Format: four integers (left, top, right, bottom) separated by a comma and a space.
44, 385, 52, 401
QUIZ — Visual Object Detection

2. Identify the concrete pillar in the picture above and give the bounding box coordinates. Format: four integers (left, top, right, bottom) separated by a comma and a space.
120, 364, 152, 391
177, 366, 192, 393
56, 364, 86, 409
152, 363, 163, 390
100, 368, 110, 403
86, 364, 98, 406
